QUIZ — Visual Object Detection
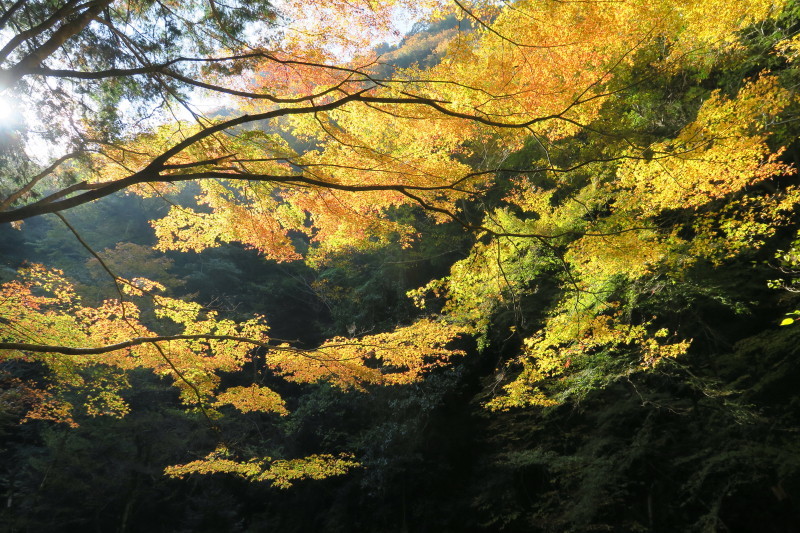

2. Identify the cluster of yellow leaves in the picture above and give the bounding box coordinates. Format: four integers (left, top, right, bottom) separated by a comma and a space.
149, 114, 459, 260
165, 445, 359, 488
410, 235, 543, 342
688, 186, 800, 263
605, 71, 800, 269
278, 91, 491, 255
409, 182, 616, 341
487, 303, 691, 411
153, 185, 302, 261
1, 264, 83, 347
566, 229, 672, 284
476, 78, 797, 411
270, 317, 466, 387
774, 31, 800, 62
213, 385, 288, 415
387, 1, 629, 149
0, 266, 268, 416
0, 266, 135, 423
655, 0, 786, 67
1, 262, 468, 489
617, 74, 795, 216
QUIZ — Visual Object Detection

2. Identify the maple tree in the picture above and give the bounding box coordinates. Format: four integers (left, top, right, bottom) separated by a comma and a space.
1, 0, 799, 491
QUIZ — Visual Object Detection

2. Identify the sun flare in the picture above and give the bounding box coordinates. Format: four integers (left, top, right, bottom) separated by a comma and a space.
0, 95, 15, 126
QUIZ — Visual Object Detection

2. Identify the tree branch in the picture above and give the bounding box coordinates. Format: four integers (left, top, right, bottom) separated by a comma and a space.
0, 0, 82, 64
0, 151, 82, 210
0, 0, 27, 31
2, 0, 113, 87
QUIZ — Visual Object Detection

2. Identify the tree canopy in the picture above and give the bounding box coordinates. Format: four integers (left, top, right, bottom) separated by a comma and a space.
2, 0, 800, 520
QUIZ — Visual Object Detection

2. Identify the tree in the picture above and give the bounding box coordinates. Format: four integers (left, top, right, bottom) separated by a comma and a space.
1, 0, 797, 487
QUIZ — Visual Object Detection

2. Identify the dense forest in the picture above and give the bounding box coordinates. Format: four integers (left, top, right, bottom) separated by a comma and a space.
2, 0, 800, 531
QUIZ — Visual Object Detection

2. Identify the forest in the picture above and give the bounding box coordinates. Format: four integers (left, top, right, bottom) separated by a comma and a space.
2, 0, 800, 531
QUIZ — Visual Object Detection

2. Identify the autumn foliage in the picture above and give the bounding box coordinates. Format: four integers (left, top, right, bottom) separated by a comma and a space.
1, 0, 799, 489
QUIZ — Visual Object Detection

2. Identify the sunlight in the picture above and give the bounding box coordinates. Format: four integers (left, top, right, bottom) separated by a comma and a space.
0, 94, 14, 126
